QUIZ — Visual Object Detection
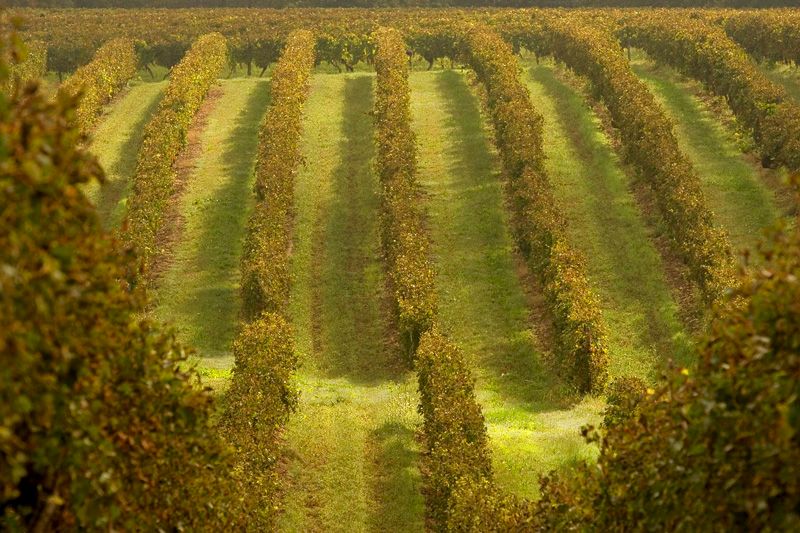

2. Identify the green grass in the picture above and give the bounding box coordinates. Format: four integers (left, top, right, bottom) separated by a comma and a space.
524, 61, 691, 379
72, 46, 792, 525
279, 73, 424, 532
87, 61, 781, 519
410, 69, 602, 500
759, 62, 800, 103
631, 54, 781, 254
153, 78, 271, 379
39, 72, 61, 96
86, 80, 165, 227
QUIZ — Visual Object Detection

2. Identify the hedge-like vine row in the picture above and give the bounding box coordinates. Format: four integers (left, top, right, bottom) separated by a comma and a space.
722, 10, 800, 65
621, 14, 800, 172
374, 27, 499, 529
59, 37, 137, 133
415, 328, 494, 528
0, 33, 254, 530
417, 334, 535, 525
121, 32, 227, 275
219, 312, 297, 527
4, 40, 46, 95
517, 16, 736, 307
239, 29, 316, 320
219, 29, 315, 527
373, 26, 438, 354
464, 26, 609, 394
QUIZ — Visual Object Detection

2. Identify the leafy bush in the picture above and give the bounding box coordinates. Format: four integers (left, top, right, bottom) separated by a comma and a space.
0, 33, 253, 530
531, 222, 800, 530
122, 32, 227, 276
601, 375, 646, 431
447, 479, 537, 532
59, 37, 137, 133
464, 25, 609, 394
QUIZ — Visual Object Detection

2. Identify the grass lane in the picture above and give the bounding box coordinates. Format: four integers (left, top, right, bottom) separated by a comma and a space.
87, 81, 165, 227
410, 69, 601, 500
153, 78, 270, 384
524, 61, 691, 379
631, 55, 781, 254
759, 62, 800, 103
279, 73, 424, 532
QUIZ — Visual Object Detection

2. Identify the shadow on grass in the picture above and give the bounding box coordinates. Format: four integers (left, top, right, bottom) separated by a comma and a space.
96, 86, 163, 227
529, 64, 693, 376
631, 60, 779, 253
317, 74, 407, 384
367, 421, 425, 532
185, 80, 271, 360
434, 69, 578, 412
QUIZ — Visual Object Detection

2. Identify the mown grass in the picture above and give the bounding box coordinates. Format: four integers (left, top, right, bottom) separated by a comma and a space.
760, 62, 800, 103
410, 69, 602, 500
631, 53, 781, 254
87, 81, 165, 227
279, 73, 424, 532
82, 58, 782, 519
524, 61, 691, 379
153, 78, 271, 382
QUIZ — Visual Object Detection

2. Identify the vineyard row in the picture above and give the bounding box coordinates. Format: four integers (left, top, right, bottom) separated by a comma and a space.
466, 25, 609, 394
373, 27, 494, 528
510, 15, 738, 305
221, 28, 317, 529
622, 13, 800, 172
59, 37, 136, 133
121, 32, 227, 276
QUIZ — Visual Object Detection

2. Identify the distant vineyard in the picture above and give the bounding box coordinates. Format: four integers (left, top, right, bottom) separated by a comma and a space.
3, 6, 800, 531
465, 25, 610, 393
59, 37, 136, 132
5, 0, 797, 8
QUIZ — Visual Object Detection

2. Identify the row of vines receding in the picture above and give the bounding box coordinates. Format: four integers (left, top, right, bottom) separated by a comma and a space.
464, 24, 610, 394
219, 29, 317, 529
120, 32, 227, 278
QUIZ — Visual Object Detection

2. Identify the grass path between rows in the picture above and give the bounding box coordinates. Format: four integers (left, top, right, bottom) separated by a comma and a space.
631, 56, 781, 254
153, 78, 271, 382
524, 62, 691, 379
410, 69, 601, 500
87, 81, 165, 227
279, 73, 424, 532
760, 62, 800, 103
